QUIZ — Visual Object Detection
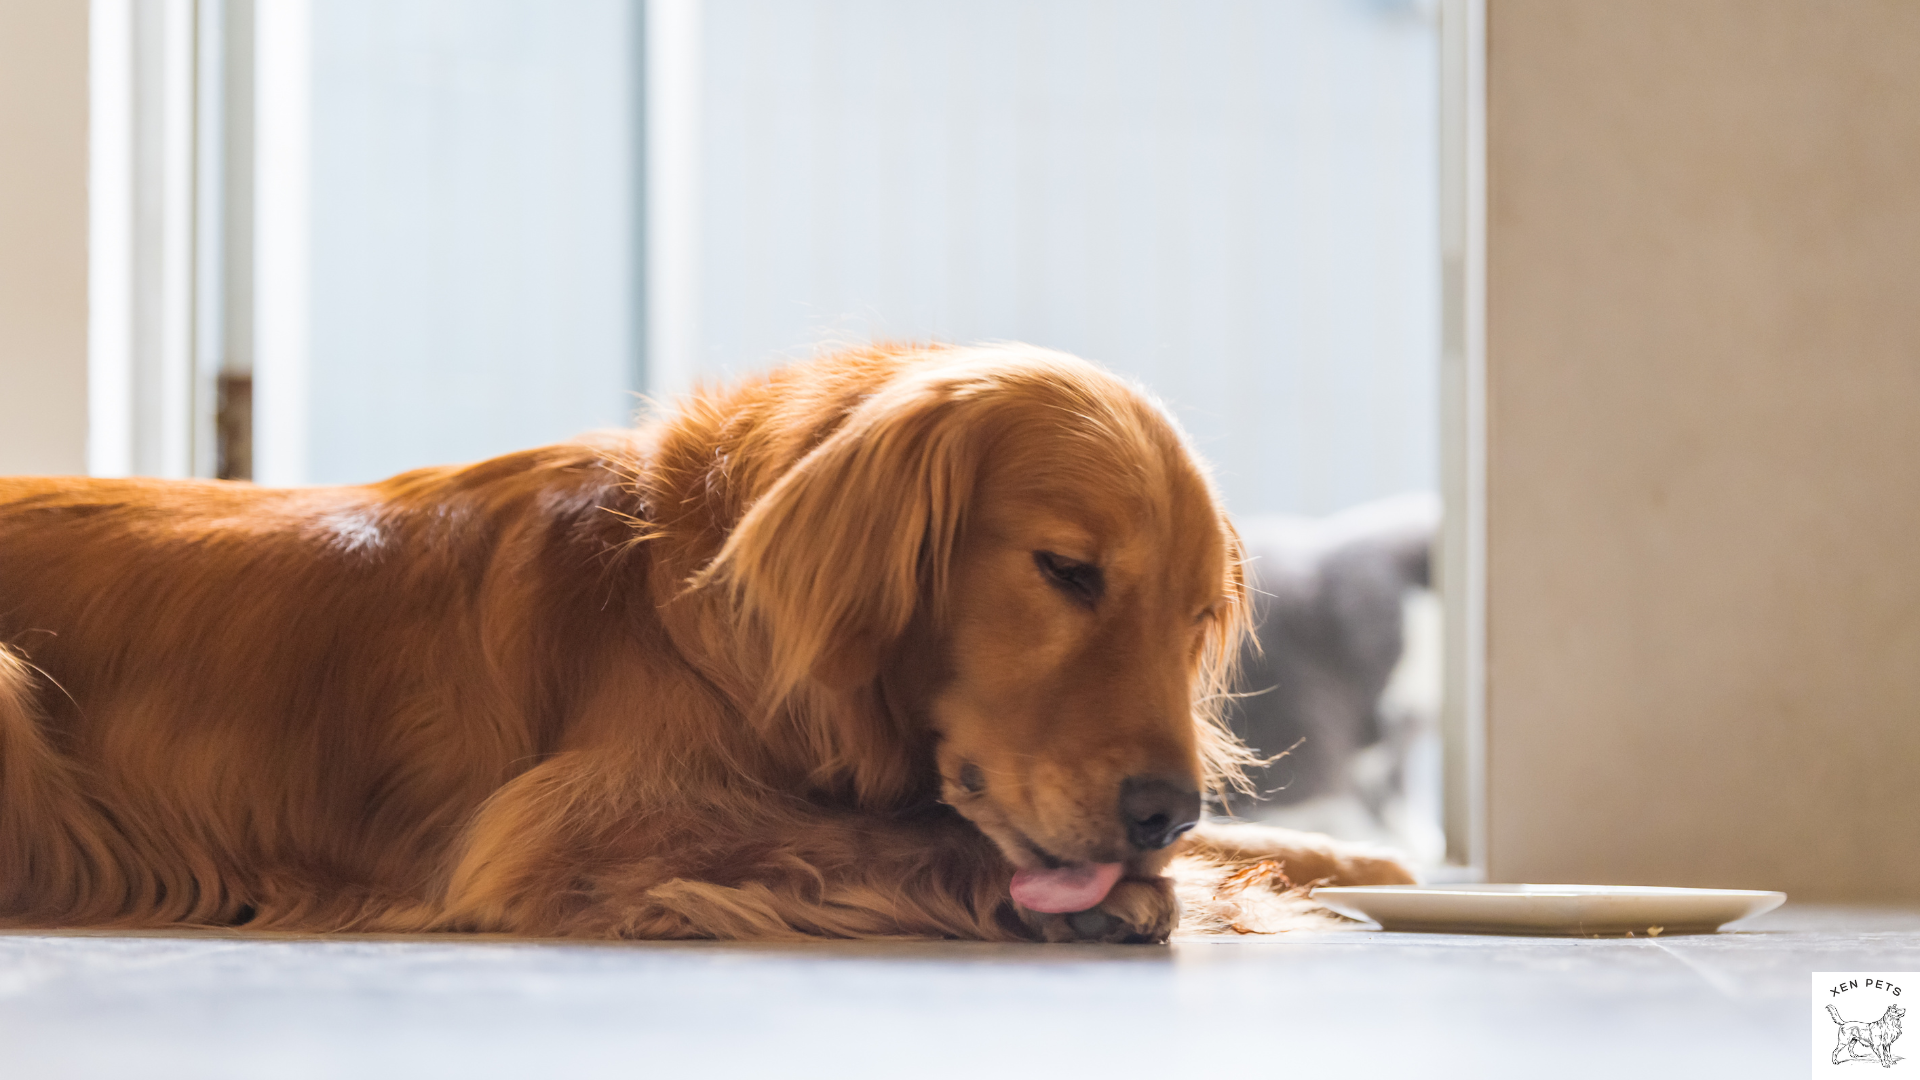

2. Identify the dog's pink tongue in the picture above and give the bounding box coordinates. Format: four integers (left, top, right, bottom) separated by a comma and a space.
1009, 862, 1126, 914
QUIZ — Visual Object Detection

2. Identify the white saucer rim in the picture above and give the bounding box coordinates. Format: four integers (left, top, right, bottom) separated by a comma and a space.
1312, 884, 1786, 900
1306, 884, 1787, 933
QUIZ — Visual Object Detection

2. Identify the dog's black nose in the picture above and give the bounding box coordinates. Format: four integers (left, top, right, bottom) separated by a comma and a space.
1120, 775, 1201, 851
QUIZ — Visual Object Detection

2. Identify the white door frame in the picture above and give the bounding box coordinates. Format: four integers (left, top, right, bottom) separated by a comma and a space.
1438, 0, 1487, 875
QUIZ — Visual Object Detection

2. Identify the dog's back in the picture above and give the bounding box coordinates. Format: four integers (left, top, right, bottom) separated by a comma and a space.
0, 444, 646, 925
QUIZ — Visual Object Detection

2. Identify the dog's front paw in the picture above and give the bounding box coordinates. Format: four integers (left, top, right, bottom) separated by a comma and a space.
1018, 877, 1178, 944
1332, 847, 1418, 886
1183, 822, 1416, 887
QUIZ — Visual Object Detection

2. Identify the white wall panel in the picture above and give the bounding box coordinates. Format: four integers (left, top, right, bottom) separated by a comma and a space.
302, 0, 638, 484
682, 0, 1439, 516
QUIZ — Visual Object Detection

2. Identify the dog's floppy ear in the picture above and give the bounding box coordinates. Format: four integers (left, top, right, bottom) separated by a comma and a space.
700, 373, 988, 711
1195, 514, 1264, 797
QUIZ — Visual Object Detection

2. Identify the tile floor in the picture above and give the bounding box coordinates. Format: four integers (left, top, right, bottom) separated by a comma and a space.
2, 904, 1915, 1079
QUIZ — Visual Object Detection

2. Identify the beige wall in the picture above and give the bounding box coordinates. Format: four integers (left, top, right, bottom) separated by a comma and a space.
1486, 0, 1920, 901
0, 0, 90, 476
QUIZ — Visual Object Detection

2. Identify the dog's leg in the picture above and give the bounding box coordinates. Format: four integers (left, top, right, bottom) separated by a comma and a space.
438, 751, 1045, 941
624, 813, 1024, 942
1161, 820, 1416, 936
1181, 820, 1416, 885
441, 759, 1424, 943
995, 819, 1420, 942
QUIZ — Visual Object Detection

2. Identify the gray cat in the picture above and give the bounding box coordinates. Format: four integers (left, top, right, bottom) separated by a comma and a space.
1226, 493, 1438, 821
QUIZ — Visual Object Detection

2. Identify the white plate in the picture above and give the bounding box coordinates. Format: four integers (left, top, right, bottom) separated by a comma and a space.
1308, 883, 1787, 936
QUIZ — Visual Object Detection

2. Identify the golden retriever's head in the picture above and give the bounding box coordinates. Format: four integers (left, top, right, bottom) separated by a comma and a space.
707, 344, 1252, 888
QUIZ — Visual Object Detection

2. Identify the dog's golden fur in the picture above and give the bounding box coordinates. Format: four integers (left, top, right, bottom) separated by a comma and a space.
0, 343, 1409, 941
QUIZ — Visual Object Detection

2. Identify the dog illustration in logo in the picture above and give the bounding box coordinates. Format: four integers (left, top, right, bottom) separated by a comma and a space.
1828, 1003, 1905, 1067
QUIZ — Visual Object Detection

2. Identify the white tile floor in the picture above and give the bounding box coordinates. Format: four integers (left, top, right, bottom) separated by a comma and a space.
2, 904, 1914, 1079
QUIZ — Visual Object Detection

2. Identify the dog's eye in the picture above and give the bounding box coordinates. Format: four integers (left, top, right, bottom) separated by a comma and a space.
958, 762, 986, 794
1034, 551, 1104, 607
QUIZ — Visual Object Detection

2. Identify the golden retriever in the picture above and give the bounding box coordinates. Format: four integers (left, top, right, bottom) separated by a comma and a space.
0, 343, 1410, 942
